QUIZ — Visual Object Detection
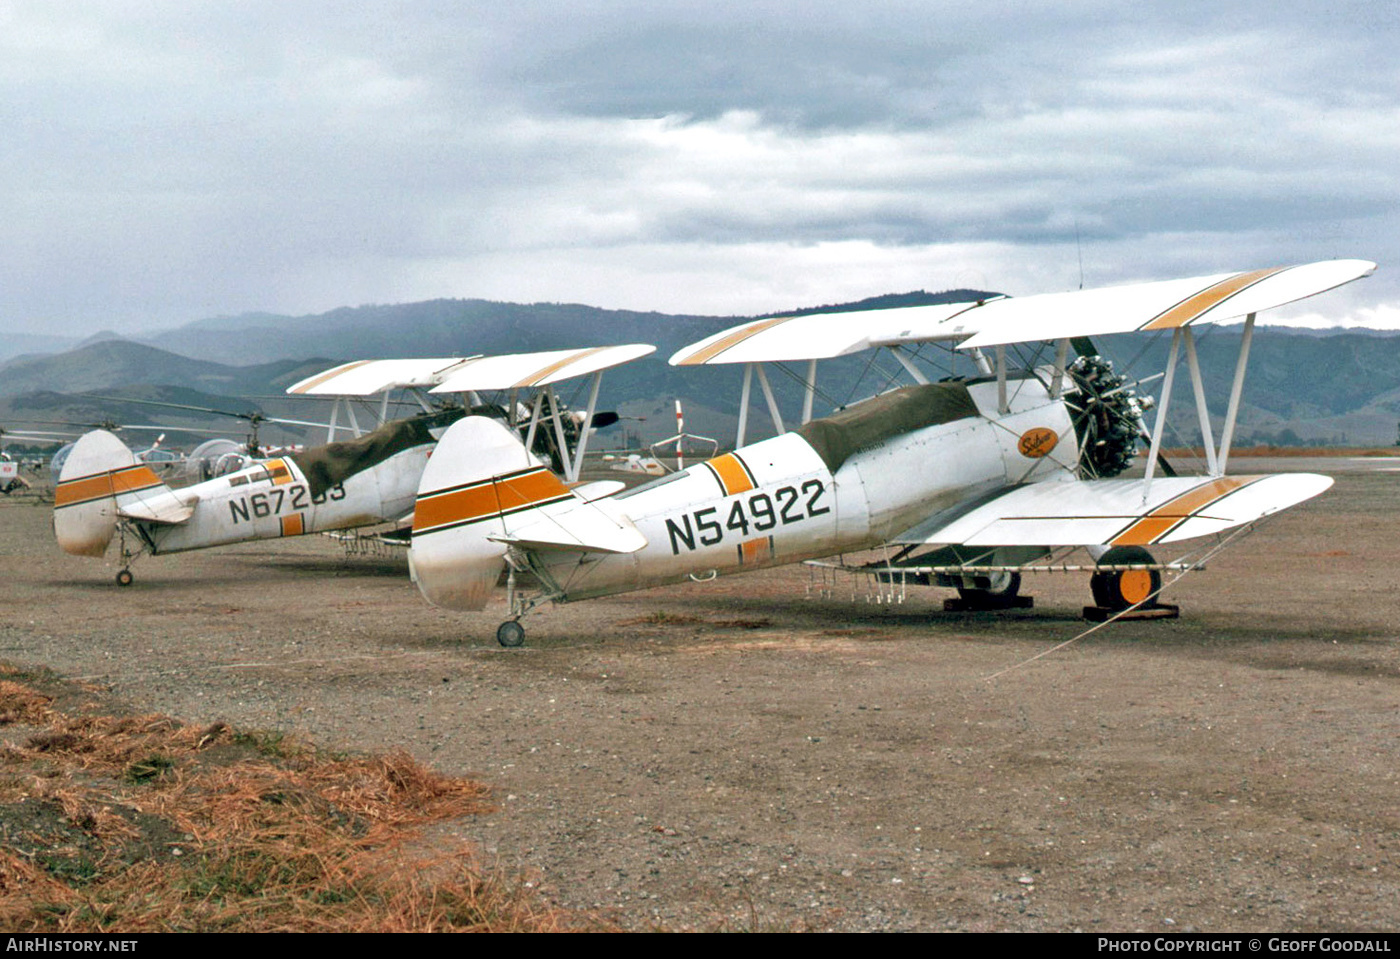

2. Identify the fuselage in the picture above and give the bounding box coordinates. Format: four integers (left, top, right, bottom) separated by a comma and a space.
531, 375, 1078, 601
131, 446, 431, 554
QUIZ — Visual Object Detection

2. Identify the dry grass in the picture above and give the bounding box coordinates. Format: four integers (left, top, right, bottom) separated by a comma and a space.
0, 667, 590, 932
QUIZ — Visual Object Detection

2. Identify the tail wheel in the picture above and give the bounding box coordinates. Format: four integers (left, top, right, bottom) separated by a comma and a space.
956, 571, 1022, 603
496, 620, 526, 648
115, 569, 134, 587
1090, 546, 1160, 610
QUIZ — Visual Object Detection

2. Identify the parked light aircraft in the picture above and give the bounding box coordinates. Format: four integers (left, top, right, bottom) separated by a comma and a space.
54, 345, 653, 584
405, 260, 1375, 646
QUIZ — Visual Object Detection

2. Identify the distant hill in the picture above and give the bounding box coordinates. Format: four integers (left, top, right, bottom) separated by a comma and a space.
6, 292, 1400, 448
0, 340, 333, 399
138, 300, 735, 367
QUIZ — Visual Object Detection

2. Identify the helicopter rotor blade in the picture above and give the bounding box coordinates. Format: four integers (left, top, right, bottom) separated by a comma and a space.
72, 394, 333, 432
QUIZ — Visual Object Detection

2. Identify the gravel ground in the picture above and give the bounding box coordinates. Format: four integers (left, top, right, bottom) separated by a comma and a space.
2, 458, 1398, 931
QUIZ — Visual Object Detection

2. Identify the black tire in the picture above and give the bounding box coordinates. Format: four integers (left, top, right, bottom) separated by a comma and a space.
496, 620, 526, 648
1090, 546, 1160, 610
115, 569, 134, 587
956, 571, 1021, 603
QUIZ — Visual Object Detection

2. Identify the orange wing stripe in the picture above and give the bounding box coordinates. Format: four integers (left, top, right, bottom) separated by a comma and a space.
675, 316, 794, 366
287, 359, 374, 394
1140, 268, 1285, 331
516, 347, 609, 387
1111, 476, 1258, 546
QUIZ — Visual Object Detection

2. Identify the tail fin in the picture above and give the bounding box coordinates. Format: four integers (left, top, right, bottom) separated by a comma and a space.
410, 416, 562, 611
54, 430, 170, 557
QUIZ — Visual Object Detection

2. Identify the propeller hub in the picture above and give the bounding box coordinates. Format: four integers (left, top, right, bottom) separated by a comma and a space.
1066, 355, 1145, 479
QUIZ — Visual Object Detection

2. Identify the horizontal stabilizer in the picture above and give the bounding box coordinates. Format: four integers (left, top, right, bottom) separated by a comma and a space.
490, 499, 646, 554
118, 498, 196, 525
897, 473, 1333, 548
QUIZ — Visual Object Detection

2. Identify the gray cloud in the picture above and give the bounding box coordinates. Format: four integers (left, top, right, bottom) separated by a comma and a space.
0, 1, 1394, 334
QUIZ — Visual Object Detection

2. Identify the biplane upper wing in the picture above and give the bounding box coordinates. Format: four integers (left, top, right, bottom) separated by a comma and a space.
895, 473, 1333, 548
669, 303, 986, 365
286, 358, 478, 395
667, 259, 1376, 365
958, 259, 1376, 349
429, 344, 657, 392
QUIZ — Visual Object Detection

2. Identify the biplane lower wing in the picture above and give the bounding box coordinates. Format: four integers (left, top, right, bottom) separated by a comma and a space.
895, 473, 1333, 548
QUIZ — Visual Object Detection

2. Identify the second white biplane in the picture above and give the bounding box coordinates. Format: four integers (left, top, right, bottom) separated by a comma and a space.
54, 345, 653, 584
405, 259, 1375, 645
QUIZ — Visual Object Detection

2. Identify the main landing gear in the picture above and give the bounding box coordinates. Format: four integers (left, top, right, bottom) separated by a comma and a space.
115, 569, 134, 587
946, 571, 1031, 611
1083, 546, 1177, 621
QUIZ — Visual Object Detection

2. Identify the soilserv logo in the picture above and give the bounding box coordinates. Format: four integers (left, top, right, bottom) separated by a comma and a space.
1017, 427, 1059, 459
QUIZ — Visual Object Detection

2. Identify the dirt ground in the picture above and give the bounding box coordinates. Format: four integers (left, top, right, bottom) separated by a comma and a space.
2, 457, 1399, 932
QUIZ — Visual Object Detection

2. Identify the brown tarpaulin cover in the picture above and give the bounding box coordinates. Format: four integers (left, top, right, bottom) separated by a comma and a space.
795, 382, 979, 473
289, 410, 463, 498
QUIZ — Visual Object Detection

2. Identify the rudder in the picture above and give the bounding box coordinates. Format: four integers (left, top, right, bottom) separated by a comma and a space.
54, 430, 167, 557
409, 416, 570, 611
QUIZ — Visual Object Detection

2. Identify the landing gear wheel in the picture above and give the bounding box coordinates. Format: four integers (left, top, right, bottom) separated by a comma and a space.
1090, 546, 1160, 610
115, 569, 134, 587
496, 620, 526, 648
956, 571, 1022, 604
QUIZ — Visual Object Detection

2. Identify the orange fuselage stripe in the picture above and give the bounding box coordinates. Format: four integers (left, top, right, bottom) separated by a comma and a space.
280, 513, 305, 537
740, 537, 771, 565
1111, 476, 1259, 546
707, 453, 756, 496
674, 316, 794, 366
1140, 268, 1284, 331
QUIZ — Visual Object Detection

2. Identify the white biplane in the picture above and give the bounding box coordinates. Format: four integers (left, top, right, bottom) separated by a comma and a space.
54, 345, 653, 584
406, 260, 1375, 646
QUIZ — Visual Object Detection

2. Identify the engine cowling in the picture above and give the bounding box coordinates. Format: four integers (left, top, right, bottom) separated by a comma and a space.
1065, 355, 1148, 479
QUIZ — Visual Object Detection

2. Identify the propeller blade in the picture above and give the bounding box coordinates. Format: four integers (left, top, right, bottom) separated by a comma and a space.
1070, 336, 1098, 358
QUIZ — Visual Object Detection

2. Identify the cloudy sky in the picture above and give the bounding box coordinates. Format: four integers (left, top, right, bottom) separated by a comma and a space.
4, 1, 1397, 336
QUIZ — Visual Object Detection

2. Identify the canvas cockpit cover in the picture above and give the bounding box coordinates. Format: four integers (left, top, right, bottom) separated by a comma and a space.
796, 382, 979, 473
290, 410, 464, 497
